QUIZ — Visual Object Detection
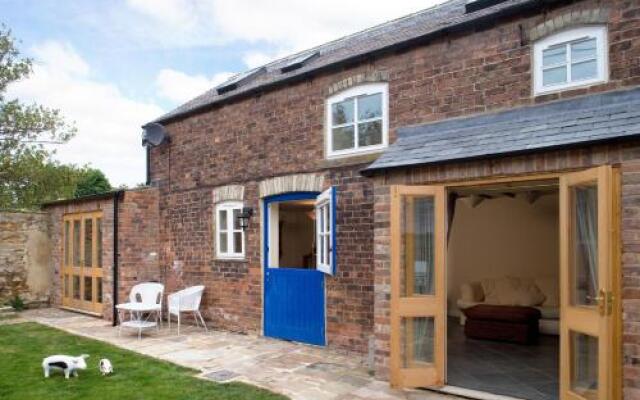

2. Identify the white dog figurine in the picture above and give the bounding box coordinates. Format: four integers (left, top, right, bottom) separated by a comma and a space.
42, 354, 89, 379
99, 358, 113, 376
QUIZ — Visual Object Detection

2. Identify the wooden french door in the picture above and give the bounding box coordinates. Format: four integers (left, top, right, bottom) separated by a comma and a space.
390, 185, 446, 388
61, 211, 104, 315
560, 166, 618, 400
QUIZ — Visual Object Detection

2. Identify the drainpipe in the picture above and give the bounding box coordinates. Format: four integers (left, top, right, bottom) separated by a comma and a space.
112, 190, 124, 326
145, 146, 151, 186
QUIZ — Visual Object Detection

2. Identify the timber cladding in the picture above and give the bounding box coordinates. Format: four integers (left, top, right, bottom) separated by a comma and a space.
146, 0, 640, 370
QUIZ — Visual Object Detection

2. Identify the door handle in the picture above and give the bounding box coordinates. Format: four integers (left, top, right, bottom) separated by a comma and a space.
593, 289, 614, 316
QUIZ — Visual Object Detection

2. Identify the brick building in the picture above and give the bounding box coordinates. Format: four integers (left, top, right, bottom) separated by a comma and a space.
46, 0, 640, 398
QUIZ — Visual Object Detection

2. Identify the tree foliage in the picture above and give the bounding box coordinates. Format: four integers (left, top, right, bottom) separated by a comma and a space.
74, 168, 112, 198
0, 25, 111, 209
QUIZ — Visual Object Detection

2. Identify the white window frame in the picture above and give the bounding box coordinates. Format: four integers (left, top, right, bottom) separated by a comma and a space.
325, 82, 389, 158
215, 201, 245, 259
533, 26, 608, 95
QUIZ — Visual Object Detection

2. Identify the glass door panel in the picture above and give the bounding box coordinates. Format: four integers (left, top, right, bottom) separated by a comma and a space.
84, 218, 93, 268
390, 185, 446, 389
96, 218, 103, 268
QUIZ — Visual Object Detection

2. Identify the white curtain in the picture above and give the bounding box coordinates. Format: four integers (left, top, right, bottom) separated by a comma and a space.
575, 186, 598, 305
414, 198, 435, 295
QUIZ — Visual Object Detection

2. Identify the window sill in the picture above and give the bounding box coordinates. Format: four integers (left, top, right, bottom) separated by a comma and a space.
534, 79, 608, 97
320, 151, 384, 169
214, 257, 248, 263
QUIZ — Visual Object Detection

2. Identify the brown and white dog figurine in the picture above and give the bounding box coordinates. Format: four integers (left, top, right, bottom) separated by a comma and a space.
99, 358, 113, 376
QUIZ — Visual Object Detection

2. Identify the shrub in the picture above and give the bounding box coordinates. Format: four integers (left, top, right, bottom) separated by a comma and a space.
9, 296, 25, 311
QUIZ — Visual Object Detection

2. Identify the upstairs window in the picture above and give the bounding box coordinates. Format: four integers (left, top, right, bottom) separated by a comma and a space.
215, 201, 244, 259
326, 83, 388, 158
533, 26, 608, 95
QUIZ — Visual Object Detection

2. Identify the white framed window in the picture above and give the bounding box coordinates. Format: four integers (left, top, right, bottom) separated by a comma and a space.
326, 82, 389, 158
533, 26, 608, 95
215, 201, 244, 259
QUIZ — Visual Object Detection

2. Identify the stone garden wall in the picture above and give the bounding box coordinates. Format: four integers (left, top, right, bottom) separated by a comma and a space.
0, 211, 51, 305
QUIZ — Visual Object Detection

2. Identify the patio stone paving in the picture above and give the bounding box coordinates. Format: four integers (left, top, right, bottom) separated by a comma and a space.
20, 308, 460, 400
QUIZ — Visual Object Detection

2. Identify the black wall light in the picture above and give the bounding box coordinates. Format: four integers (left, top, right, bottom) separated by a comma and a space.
237, 207, 254, 230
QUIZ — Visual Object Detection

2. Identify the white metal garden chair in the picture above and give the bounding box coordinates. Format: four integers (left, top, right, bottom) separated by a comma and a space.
116, 282, 164, 339
167, 285, 207, 335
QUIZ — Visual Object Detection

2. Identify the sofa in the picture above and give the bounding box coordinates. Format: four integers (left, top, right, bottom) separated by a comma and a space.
456, 276, 559, 335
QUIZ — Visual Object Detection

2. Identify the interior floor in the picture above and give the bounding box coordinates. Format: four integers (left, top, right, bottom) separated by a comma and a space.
447, 317, 559, 400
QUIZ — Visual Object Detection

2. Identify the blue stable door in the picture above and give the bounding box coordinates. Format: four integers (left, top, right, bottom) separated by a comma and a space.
263, 192, 331, 346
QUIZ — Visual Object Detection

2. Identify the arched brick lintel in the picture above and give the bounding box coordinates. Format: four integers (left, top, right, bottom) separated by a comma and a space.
259, 173, 325, 198
528, 8, 609, 42
326, 71, 389, 96
212, 185, 245, 204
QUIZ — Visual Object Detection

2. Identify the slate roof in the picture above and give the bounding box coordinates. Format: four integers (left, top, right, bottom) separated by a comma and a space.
362, 87, 640, 175
154, 0, 542, 124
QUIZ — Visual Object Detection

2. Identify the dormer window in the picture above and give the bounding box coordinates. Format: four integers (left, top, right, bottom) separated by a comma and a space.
533, 26, 608, 95
326, 83, 388, 158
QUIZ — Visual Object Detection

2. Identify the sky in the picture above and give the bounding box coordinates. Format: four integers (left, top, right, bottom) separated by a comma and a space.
1, 0, 445, 187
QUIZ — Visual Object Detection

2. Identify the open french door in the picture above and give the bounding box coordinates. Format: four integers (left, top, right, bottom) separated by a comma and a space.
390, 185, 446, 388
560, 166, 618, 400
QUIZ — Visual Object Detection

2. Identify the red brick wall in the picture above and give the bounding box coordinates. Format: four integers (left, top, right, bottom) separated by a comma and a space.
116, 188, 161, 308
148, 0, 640, 357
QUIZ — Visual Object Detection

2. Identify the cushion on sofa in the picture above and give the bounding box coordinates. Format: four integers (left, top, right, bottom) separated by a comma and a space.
481, 277, 546, 307
535, 277, 559, 307
460, 282, 484, 302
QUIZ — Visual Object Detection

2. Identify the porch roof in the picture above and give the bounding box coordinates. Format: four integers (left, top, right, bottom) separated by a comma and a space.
362, 87, 640, 175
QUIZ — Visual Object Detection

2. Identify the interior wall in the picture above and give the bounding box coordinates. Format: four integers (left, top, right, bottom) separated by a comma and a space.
279, 207, 315, 267
447, 192, 559, 316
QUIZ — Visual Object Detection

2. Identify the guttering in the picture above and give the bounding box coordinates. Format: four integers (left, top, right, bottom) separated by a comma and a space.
111, 190, 124, 326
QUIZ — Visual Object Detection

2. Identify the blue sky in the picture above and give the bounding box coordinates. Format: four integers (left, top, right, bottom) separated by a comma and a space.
2, 0, 442, 186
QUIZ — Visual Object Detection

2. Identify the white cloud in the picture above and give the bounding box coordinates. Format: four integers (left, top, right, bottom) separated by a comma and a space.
155, 68, 233, 103
125, 0, 446, 52
7, 41, 164, 187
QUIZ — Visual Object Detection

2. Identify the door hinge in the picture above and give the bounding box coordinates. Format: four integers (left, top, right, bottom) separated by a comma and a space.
606, 291, 614, 316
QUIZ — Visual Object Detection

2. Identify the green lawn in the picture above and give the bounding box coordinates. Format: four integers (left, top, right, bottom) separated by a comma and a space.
0, 322, 287, 400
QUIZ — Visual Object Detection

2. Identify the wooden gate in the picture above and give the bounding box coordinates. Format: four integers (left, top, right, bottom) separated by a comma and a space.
61, 211, 104, 315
